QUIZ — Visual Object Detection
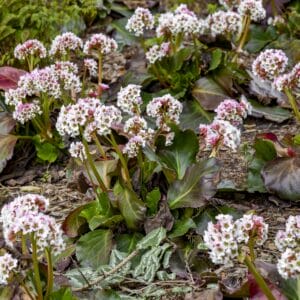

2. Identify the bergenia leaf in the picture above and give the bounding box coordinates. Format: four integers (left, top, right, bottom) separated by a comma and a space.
262, 157, 300, 201
0, 66, 26, 90
0, 112, 16, 135
167, 158, 220, 209
137, 227, 166, 250
0, 134, 18, 161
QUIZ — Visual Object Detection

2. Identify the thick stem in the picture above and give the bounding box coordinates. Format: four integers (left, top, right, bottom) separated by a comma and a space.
21, 234, 27, 255
109, 134, 132, 190
233, 14, 251, 62
248, 238, 256, 262
30, 233, 43, 300
93, 133, 108, 160
82, 137, 107, 192
244, 256, 276, 300
44, 248, 53, 299
285, 88, 300, 122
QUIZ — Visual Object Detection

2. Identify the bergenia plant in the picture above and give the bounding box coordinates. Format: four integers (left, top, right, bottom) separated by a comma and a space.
0, 194, 66, 299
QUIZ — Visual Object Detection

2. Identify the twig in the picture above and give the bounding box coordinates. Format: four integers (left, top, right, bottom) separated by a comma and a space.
72, 250, 139, 292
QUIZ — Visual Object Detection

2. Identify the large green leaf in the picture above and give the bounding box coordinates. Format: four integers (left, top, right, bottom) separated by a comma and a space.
76, 229, 113, 267
34, 141, 59, 163
209, 49, 222, 71
113, 181, 146, 229
116, 233, 143, 254
168, 218, 196, 239
145, 188, 161, 215
262, 157, 300, 201
192, 76, 228, 111
167, 158, 219, 209
158, 129, 199, 180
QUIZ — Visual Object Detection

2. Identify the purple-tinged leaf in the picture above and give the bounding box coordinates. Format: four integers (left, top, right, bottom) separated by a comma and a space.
0, 67, 26, 90
0, 112, 16, 135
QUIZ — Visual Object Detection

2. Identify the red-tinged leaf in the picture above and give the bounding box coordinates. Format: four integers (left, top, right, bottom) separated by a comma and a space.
0, 134, 18, 161
0, 66, 27, 91
62, 204, 89, 238
0, 112, 16, 135
248, 274, 287, 300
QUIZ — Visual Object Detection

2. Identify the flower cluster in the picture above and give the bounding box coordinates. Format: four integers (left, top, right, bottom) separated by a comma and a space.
83, 33, 118, 56
13, 101, 42, 124
0, 194, 65, 256
0, 253, 18, 285
204, 213, 268, 265
275, 215, 300, 279
156, 5, 199, 37
126, 7, 154, 36
208, 11, 242, 38
237, 0, 266, 22
14, 39, 47, 60
252, 49, 289, 81
84, 58, 98, 77
49, 32, 83, 57
56, 97, 101, 137
199, 120, 241, 151
117, 84, 142, 115
69, 141, 87, 161
273, 62, 300, 92
219, 0, 240, 10
146, 42, 170, 64
215, 98, 252, 126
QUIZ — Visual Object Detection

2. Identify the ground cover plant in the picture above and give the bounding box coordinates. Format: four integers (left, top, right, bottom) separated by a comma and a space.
0, 0, 300, 299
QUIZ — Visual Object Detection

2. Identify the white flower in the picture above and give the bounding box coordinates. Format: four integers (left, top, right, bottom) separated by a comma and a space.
199, 120, 241, 151
146, 94, 183, 127
238, 0, 266, 22
219, 0, 240, 10
277, 248, 300, 279
124, 116, 148, 135
126, 7, 154, 36
69, 141, 87, 161
146, 43, 170, 64
215, 98, 251, 126
117, 84, 142, 115
123, 136, 146, 158
83, 34, 118, 56
4, 88, 26, 106
12, 101, 42, 124
252, 49, 288, 81
14, 39, 47, 60
49, 32, 83, 57
84, 58, 98, 77
0, 253, 18, 285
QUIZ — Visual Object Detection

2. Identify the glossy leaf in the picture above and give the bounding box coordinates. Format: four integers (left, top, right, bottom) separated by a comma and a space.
167, 158, 220, 209
192, 76, 228, 111
0, 66, 26, 90
116, 233, 143, 254
34, 141, 59, 163
62, 204, 89, 238
209, 49, 222, 71
88, 215, 123, 231
262, 157, 300, 201
113, 181, 146, 229
158, 129, 199, 180
76, 229, 113, 267
168, 218, 196, 239
145, 188, 161, 215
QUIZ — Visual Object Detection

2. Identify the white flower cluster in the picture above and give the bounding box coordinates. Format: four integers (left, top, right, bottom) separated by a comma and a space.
275, 215, 300, 279
52, 61, 82, 93
237, 0, 266, 22
0, 253, 18, 285
156, 5, 199, 37
49, 32, 83, 57
117, 84, 142, 115
0, 194, 65, 256
69, 141, 87, 161
252, 49, 289, 81
146, 42, 170, 64
199, 120, 241, 151
126, 7, 154, 37
204, 213, 269, 265
123, 116, 154, 157
56, 97, 101, 137
14, 39, 47, 60
12, 101, 42, 124
273, 62, 300, 92
83, 33, 118, 56
214, 98, 252, 126
208, 11, 242, 38
84, 58, 98, 77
